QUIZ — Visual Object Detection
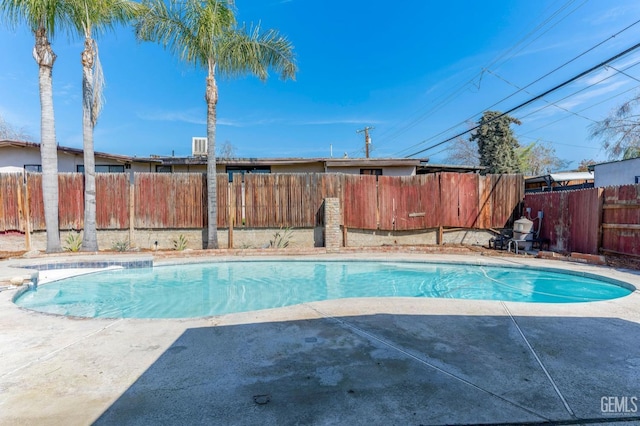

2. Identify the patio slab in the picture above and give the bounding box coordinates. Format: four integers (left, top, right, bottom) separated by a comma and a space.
0, 253, 639, 425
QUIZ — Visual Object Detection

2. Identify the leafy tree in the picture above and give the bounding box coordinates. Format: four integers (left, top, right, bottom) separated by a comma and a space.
576, 158, 596, 172
70, 0, 138, 252
217, 140, 236, 159
470, 111, 521, 174
444, 136, 480, 166
1, 0, 76, 252
0, 114, 33, 140
516, 141, 569, 175
590, 94, 640, 160
136, 0, 296, 249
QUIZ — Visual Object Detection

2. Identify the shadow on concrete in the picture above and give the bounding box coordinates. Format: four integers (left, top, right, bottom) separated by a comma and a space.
94, 313, 640, 425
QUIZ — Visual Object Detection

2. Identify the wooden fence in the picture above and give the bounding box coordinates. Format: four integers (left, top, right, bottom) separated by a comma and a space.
524, 184, 640, 256
0, 172, 523, 233
601, 185, 640, 256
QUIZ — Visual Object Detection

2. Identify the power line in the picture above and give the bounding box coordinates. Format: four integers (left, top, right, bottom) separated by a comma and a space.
393, 18, 640, 157
605, 65, 640, 84
485, 68, 598, 123
404, 41, 640, 158
372, 0, 587, 152
517, 82, 640, 137
482, 0, 587, 74
516, 59, 640, 122
516, 134, 600, 150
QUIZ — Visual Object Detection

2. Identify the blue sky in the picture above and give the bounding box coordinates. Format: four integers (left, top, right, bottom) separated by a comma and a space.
2, 0, 640, 168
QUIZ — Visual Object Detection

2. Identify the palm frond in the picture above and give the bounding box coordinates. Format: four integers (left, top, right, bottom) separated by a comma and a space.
0, 0, 77, 38
73, 0, 139, 37
136, 0, 236, 69
217, 23, 297, 81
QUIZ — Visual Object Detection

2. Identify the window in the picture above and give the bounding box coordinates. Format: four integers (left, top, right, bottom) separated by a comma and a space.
636, 176, 640, 184
24, 164, 42, 172
360, 168, 382, 176
156, 165, 172, 173
77, 165, 125, 173
226, 166, 271, 182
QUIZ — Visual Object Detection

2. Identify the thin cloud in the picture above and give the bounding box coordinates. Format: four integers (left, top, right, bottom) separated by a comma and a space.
583, 53, 640, 85
555, 80, 629, 110
586, 5, 640, 26
137, 106, 380, 128
137, 109, 206, 125
522, 79, 629, 121
55, 82, 76, 97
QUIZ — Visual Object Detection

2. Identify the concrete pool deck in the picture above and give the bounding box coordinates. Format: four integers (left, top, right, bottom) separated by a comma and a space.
1, 252, 639, 425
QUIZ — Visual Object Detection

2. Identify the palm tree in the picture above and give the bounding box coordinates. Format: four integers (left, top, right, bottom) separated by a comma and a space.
1, 0, 75, 252
136, 0, 296, 249
70, 0, 138, 252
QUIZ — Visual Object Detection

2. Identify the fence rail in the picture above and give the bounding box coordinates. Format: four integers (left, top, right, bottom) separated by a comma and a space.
0, 171, 522, 234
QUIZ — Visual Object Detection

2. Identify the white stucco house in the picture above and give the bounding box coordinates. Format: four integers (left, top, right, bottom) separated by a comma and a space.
590, 157, 640, 187
0, 140, 143, 173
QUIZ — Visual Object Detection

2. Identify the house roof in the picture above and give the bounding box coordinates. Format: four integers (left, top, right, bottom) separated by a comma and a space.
417, 163, 485, 174
0, 140, 134, 163
3, 139, 485, 172
525, 171, 594, 184
588, 156, 640, 170
139, 155, 428, 168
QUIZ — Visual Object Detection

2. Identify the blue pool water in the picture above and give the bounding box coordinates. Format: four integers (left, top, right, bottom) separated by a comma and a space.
14, 261, 633, 318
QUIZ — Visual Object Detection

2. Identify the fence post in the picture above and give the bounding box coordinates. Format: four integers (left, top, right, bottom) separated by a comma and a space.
129, 175, 135, 247
22, 174, 31, 251
596, 187, 604, 253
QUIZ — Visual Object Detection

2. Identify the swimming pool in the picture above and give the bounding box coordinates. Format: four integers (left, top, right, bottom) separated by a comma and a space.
14, 261, 633, 318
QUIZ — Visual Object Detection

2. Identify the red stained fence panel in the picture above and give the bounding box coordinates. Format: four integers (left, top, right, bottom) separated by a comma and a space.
243, 174, 343, 228
343, 174, 377, 230
135, 173, 209, 229
378, 174, 440, 230
96, 173, 130, 229
26, 173, 85, 231
482, 174, 524, 229
602, 184, 640, 256
524, 188, 601, 255
58, 173, 84, 230
26, 173, 45, 231
0, 173, 23, 231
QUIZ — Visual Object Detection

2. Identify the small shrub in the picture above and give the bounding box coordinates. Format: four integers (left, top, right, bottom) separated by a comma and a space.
64, 231, 82, 252
173, 234, 188, 251
269, 227, 293, 249
111, 239, 129, 252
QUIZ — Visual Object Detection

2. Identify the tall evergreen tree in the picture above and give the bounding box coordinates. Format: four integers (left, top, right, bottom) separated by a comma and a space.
471, 111, 521, 174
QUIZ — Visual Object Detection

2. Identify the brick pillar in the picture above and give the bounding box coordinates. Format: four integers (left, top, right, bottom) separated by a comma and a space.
324, 198, 342, 251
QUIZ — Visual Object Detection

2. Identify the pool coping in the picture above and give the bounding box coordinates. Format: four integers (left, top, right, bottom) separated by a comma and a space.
2, 250, 639, 294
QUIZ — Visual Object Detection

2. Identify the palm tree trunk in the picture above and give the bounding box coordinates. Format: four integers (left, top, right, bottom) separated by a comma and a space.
206, 75, 219, 249
34, 27, 61, 253
81, 39, 98, 251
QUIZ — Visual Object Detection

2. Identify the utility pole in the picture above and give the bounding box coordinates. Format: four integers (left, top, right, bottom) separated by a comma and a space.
356, 126, 374, 158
